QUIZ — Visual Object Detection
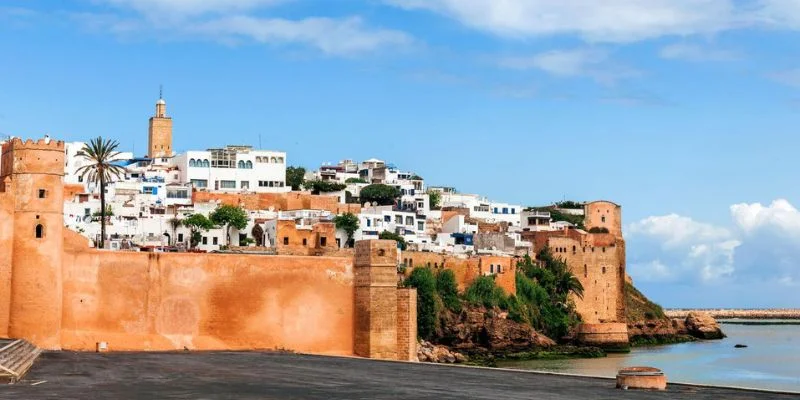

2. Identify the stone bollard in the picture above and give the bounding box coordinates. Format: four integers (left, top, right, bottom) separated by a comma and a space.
616, 367, 666, 390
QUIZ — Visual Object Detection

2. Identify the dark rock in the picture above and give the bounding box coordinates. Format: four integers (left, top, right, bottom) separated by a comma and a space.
734, 344, 748, 348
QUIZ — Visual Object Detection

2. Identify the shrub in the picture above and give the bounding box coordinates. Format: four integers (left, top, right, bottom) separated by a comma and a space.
436, 269, 461, 313
379, 230, 407, 250
588, 227, 610, 234
286, 166, 306, 191
464, 276, 507, 309
360, 184, 401, 206
404, 267, 439, 340
345, 177, 367, 184
305, 180, 347, 194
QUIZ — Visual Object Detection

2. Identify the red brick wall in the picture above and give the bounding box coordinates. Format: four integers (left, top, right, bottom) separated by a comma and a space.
396, 287, 417, 361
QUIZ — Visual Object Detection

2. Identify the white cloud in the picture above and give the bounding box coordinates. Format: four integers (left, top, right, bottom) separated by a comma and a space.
191, 16, 411, 55
730, 198, 800, 236
498, 48, 639, 84
385, 0, 751, 42
627, 213, 732, 248
659, 43, 740, 61
101, 0, 287, 17
80, 1, 410, 56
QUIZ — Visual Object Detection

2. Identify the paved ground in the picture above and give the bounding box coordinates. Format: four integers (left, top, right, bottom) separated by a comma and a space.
1, 351, 798, 399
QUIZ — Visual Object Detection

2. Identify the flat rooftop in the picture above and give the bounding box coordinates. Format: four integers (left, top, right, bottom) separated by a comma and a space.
1, 351, 797, 399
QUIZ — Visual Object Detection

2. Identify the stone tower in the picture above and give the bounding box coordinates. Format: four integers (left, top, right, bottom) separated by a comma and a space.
354, 240, 400, 360
0, 138, 65, 349
148, 94, 173, 158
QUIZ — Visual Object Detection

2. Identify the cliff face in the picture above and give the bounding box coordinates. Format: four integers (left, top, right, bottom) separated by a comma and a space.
435, 306, 555, 353
626, 283, 724, 344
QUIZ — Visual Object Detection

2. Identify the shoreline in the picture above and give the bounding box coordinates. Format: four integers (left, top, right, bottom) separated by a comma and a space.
665, 309, 800, 319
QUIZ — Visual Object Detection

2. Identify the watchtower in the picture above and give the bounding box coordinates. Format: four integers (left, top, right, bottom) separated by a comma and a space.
0, 137, 65, 349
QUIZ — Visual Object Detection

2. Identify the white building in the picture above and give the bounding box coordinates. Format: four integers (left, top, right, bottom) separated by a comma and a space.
171, 145, 289, 193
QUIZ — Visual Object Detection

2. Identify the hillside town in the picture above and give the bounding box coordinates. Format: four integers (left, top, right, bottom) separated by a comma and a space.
9, 95, 619, 262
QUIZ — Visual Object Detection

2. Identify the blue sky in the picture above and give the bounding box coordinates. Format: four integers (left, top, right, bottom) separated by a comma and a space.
2, 0, 800, 308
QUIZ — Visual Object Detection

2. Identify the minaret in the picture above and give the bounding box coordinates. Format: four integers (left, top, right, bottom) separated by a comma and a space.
148, 86, 173, 158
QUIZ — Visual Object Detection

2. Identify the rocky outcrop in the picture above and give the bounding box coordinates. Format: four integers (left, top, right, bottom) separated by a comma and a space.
684, 312, 726, 340
436, 307, 556, 353
417, 341, 467, 364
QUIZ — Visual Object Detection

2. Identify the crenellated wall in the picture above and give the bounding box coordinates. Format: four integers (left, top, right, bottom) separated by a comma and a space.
192, 191, 361, 214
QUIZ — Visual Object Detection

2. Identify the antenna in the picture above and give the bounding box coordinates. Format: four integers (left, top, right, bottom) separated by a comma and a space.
159, 84, 163, 100
259, 133, 262, 149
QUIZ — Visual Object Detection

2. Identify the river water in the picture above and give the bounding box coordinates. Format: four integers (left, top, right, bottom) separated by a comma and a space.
497, 322, 800, 392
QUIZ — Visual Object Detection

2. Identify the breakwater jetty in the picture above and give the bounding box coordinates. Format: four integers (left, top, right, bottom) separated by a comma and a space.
665, 309, 800, 319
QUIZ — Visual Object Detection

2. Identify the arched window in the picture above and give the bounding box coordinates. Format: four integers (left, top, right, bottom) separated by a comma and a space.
601, 216, 606, 223
202, 159, 210, 167
270, 157, 278, 163
238, 160, 245, 169
263, 157, 270, 163
256, 156, 262, 163
35, 224, 44, 239
246, 160, 253, 169
189, 159, 196, 167
277, 157, 284, 163
572, 245, 576, 254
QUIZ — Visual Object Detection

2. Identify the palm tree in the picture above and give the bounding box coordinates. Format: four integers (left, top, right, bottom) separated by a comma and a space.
555, 270, 585, 300
76, 137, 125, 249
168, 216, 181, 246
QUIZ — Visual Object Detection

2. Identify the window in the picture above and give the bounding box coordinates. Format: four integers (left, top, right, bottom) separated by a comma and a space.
220, 180, 236, 189
213, 237, 218, 245
283, 237, 289, 245
142, 186, 157, 195
494, 207, 499, 213
78, 176, 83, 183
190, 179, 208, 188
35, 224, 44, 239
238, 160, 245, 169
366, 219, 371, 227
245, 160, 253, 169
241, 181, 249, 189
502, 207, 508, 214
395, 215, 402, 224
320, 237, 327, 246
490, 264, 494, 273
167, 190, 188, 199
511, 208, 516, 214
572, 245, 576, 254
202, 237, 208, 245
602, 267, 607, 274
270, 157, 278, 163
189, 159, 196, 167
202, 159, 210, 167
178, 233, 184, 243
302, 238, 307, 246
384, 215, 391, 222
601, 216, 606, 223
584, 264, 588, 278
417, 221, 424, 231
276, 157, 284, 163
38, 189, 46, 198
405, 216, 414, 226
210, 148, 237, 168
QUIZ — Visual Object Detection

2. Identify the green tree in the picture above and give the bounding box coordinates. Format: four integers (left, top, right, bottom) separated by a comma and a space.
379, 230, 407, 250
76, 136, 125, 249
404, 267, 439, 340
345, 177, 367, 184
360, 184, 401, 206
333, 213, 359, 247
305, 180, 347, 194
436, 269, 461, 313
286, 166, 306, 191
427, 190, 441, 210
182, 214, 214, 249
209, 205, 248, 246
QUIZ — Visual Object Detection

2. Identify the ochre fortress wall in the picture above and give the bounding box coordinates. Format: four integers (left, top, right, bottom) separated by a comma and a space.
0, 138, 414, 358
